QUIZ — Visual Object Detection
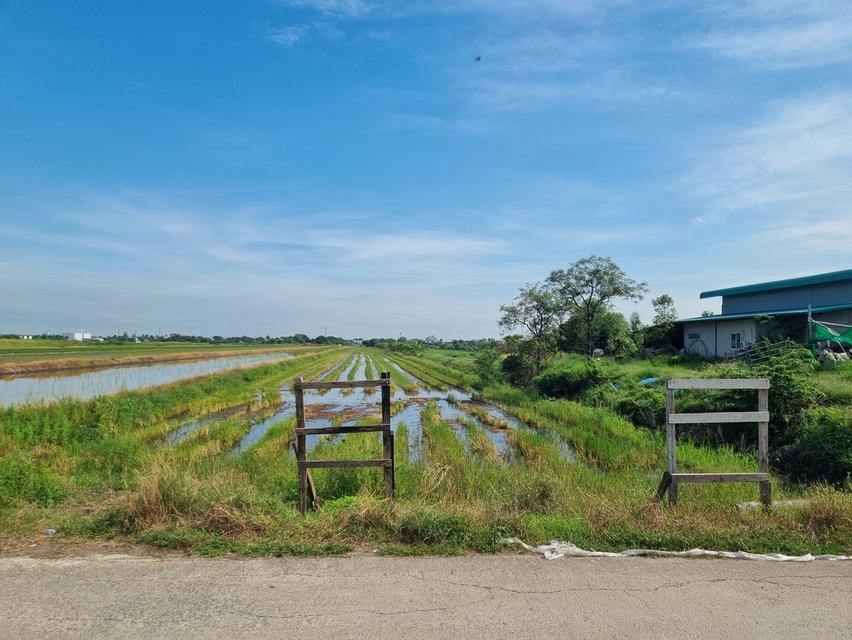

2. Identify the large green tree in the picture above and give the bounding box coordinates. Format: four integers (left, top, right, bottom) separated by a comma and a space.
547, 256, 648, 355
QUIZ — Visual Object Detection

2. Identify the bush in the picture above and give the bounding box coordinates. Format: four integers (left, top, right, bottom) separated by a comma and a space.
776, 408, 852, 485
534, 357, 614, 399
501, 353, 536, 387
752, 347, 821, 438
473, 345, 502, 388
606, 383, 665, 430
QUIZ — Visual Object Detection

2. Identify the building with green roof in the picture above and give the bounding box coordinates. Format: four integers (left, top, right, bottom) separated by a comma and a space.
677, 269, 852, 357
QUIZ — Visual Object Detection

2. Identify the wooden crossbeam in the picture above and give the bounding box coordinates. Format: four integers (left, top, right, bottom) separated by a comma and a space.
667, 378, 769, 390
296, 379, 390, 390
301, 459, 392, 469
296, 424, 390, 436
668, 411, 769, 424
671, 472, 768, 483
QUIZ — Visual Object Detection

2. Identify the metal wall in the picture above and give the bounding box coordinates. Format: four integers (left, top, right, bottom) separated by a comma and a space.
722, 280, 852, 314
682, 318, 758, 357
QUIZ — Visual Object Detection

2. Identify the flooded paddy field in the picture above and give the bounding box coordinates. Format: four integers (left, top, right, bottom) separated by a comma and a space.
0, 351, 298, 407
160, 350, 571, 465
0, 339, 314, 376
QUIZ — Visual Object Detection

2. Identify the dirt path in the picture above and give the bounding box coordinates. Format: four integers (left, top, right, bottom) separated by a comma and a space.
1, 552, 849, 639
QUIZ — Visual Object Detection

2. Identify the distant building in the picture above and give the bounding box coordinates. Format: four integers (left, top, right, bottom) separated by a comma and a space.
352, 338, 364, 345
678, 269, 852, 357
68, 331, 93, 342
19, 334, 33, 340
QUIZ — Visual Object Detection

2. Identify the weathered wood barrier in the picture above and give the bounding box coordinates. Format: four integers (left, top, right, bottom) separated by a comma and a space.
294, 372, 394, 515
656, 378, 771, 507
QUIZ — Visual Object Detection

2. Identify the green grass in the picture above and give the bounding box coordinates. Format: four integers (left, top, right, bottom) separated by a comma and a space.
389, 352, 477, 390
367, 350, 419, 394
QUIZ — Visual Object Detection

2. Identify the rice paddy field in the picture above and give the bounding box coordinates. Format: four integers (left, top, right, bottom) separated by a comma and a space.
0, 345, 849, 556
0, 338, 312, 375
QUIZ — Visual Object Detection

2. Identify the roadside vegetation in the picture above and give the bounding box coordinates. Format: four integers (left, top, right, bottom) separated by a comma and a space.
0, 337, 848, 557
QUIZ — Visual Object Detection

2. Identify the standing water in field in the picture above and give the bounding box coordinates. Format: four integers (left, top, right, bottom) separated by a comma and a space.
166, 353, 572, 465
0, 352, 295, 407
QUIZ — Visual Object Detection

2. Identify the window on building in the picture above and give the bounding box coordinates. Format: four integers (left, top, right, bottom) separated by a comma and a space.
731, 333, 741, 349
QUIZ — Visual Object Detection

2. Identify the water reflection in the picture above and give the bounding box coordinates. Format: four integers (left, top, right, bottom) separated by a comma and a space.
0, 352, 294, 407
163, 354, 575, 465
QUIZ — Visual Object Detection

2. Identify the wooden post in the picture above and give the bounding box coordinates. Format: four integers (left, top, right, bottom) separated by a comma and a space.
665, 386, 678, 506
758, 387, 771, 508
381, 372, 394, 498
294, 377, 307, 516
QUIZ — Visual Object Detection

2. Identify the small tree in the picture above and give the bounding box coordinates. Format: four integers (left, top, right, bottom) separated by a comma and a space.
473, 343, 502, 388
499, 283, 565, 375
652, 294, 678, 325
629, 311, 644, 349
547, 256, 648, 355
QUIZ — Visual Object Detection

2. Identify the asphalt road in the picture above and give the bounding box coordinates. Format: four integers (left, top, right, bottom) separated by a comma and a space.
1, 553, 850, 639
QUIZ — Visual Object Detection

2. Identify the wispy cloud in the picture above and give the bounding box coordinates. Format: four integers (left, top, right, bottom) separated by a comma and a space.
687, 0, 852, 69
278, 0, 374, 18
468, 73, 673, 110
1, 191, 518, 335
685, 91, 852, 220
266, 25, 309, 47
763, 218, 852, 252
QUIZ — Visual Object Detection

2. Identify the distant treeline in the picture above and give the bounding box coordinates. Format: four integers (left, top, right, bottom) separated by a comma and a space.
2, 333, 495, 348
140, 334, 351, 345
362, 337, 495, 354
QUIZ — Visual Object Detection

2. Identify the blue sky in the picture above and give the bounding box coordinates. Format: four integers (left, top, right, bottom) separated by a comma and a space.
2, 1, 851, 338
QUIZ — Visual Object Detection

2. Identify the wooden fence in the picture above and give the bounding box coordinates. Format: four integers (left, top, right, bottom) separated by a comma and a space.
294, 372, 394, 515
656, 378, 771, 507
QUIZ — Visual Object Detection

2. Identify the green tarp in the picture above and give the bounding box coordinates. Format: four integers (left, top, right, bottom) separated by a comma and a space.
812, 322, 852, 347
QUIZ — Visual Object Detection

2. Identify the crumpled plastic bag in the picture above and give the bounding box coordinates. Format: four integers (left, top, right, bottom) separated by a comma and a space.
502, 538, 852, 562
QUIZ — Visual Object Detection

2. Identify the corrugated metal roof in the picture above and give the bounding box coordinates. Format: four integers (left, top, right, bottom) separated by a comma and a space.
700, 268, 852, 299
677, 303, 852, 324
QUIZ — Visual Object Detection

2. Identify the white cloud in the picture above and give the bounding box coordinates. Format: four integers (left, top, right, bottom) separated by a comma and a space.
762, 218, 852, 252
685, 91, 852, 218
280, 0, 636, 20
280, 0, 374, 18
266, 25, 309, 47
688, 0, 852, 69
315, 232, 506, 261
468, 73, 672, 110
1, 192, 520, 336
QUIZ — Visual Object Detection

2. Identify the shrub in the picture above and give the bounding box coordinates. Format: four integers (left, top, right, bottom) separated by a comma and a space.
501, 353, 536, 387
606, 383, 665, 430
473, 345, 502, 388
776, 408, 852, 485
752, 347, 821, 438
534, 357, 614, 399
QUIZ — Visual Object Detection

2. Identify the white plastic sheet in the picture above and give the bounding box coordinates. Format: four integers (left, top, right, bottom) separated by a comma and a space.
502, 538, 852, 562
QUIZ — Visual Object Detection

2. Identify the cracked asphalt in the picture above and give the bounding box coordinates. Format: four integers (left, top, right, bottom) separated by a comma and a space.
1, 553, 850, 639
